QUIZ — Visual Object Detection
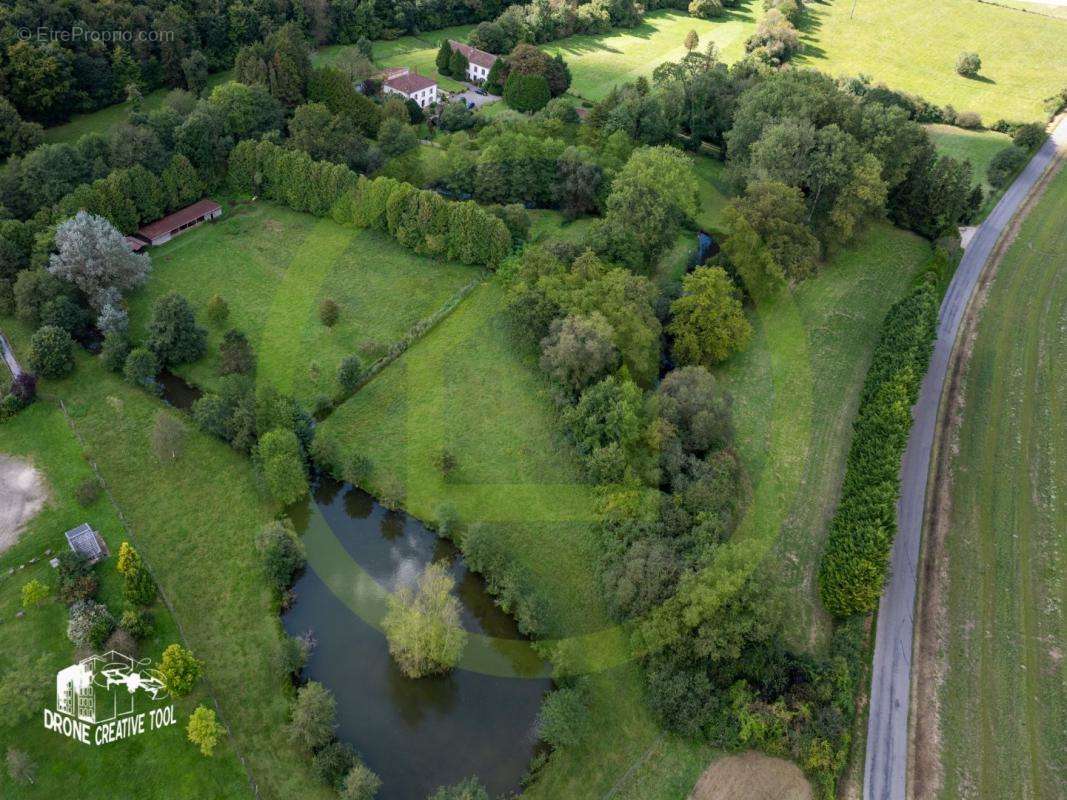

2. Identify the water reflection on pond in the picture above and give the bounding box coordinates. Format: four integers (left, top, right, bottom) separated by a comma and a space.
284, 478, 551, 800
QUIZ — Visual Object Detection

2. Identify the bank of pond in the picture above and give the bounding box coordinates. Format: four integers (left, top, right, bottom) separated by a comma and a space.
283, 477, 552, 799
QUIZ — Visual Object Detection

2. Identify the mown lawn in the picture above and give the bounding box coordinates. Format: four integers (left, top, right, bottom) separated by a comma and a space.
542, 7, 760, 102
797, 0, 1067, 122
125, 200, 478, 406
926, 123, 1013, 219
1, 322, 333, 800
0, 401, 250, 799
316, 25, 474, 93
719, 223, 933, 651
938, 164, 1067, 800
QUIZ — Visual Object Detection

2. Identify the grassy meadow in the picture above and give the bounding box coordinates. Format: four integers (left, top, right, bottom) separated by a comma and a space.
721, 223, 933, 649
796, 0, 1067, 122
0, 321, 334, 800
125, 200, 478, 406
0, 398, 250, 799
541, 7, 759, 101
937, 165, 1067, 800
926, 123, 1013, 218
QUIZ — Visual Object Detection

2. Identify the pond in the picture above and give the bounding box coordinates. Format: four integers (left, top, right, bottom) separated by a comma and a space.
157, 370, 203, 412
283, 478, 552, 799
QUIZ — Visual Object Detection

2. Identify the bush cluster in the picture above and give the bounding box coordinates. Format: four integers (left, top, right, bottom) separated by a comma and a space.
818, 281, 939, 617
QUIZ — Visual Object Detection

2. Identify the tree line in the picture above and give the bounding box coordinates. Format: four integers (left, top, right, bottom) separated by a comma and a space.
0, 0, 518, 125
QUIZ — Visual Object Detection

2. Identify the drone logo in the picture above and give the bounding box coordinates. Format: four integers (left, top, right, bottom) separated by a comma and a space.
44, 651, 177, 745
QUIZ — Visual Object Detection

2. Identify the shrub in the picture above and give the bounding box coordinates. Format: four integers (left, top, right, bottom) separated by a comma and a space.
123, 565, 157, 606
955, 51, 981, 78
987, 146, 1030, 189
123, 347, 160, 393
56, 551, 98, 604
206, 294, 229, 326
954, 110, 983, 130
336, 355, 364, 394
68, 599, 115, 649
75, 477, 103, 507
256, 519, 306, 593
345, 452, 372, 486
158, 644, 203, 697
9, 373, 37, 406
187, 705, 224, 756
429, 777, 489, 800
5, 749, 36, 787
382, 561, 467, 678
100, 332, 132, 373
537, 684, 590, 748
341, 761, 382, 800
257, 428, 309, 505
21, 579, 49, 609
146, 292, 207, 366
28, 325, 75, 378
312, 741, 357, 788
219, 329, 255, 375
1012, 122, 1046, 152
288, 681, 337, 752
504, 72, 551, 112
319, 298, 340, 327
119, 608, 154, 639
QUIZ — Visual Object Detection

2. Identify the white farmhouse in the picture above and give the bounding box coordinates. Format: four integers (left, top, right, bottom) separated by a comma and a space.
382, 69, 439, 108
448, 40, 499, 84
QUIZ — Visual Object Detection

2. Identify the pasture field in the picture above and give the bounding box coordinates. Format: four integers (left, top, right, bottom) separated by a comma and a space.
720, 223, 933, 649
0, 398, 250, 799
926, 123, 1013, 218
125, 201, 478, 406
796, 0, 1067, 122
936, 166, 1067, 800
0, 322, 334, 800
542, 8, 759, 102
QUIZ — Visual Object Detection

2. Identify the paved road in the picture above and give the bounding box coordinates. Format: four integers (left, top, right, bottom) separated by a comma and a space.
863, 116, 1067, 800
0, 329, 22, 381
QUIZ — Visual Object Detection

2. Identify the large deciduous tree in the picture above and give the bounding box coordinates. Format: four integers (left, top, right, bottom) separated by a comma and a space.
669, 266, 752, 368
48, 212, 151, 312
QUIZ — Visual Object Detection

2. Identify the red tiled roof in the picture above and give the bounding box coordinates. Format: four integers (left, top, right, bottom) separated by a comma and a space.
384, 71, 438, 94
125, 235, 146, 252
138, 199, 221, 241
448, 40, 498, 69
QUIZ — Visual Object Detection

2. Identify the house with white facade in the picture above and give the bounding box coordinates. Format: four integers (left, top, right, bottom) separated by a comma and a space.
382, 69, 439, 108
448, 40, 499, 84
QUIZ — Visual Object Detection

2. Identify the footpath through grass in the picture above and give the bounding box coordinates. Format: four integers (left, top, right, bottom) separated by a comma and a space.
938, 166, 1067, 800
796, 0, 1067, 122
126, 200, 478, 406
0, 400, 250, 800
1, 321, 333, 800
719, 223, 933, 650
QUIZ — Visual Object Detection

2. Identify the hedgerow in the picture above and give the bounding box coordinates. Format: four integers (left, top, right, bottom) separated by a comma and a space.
229, 140, 512, 269
818, 279, 939, 617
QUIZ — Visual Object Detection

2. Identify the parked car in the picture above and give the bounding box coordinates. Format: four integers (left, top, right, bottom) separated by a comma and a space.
475, 88, 488, 96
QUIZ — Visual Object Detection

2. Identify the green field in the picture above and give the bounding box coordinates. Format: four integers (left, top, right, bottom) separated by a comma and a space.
543, 8, 759, 102
796, 0, 1067, 122
721, 223, 933, 649
0, 321, 334, 800
937, 165, 1067, 800
927, 123, 1014, 218
317, 25, 474, 92
125, 201, 478, 406
0, 401, 251, 799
